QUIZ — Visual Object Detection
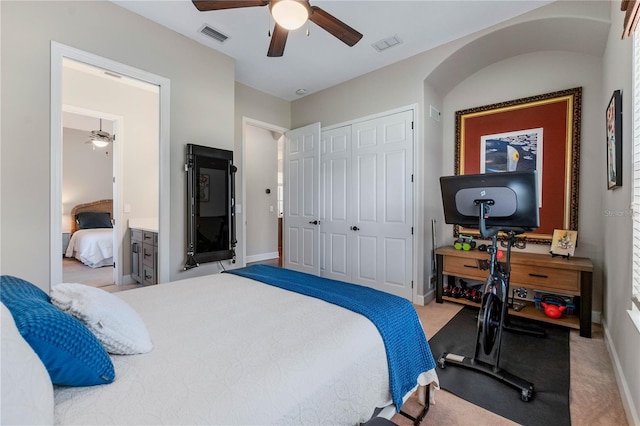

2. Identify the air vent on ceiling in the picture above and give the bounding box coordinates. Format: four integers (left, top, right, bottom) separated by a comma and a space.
372, 35, 402, 52
200, 25, 229, 43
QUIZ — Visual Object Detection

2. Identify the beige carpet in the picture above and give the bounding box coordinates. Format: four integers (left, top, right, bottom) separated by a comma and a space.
390, 302, 629, 425
62, 258, 148, 293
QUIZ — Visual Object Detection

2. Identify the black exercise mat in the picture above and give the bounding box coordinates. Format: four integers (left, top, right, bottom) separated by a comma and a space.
429, 306, 570, 426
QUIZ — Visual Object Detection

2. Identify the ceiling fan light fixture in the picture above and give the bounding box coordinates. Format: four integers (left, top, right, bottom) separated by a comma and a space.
86, 118, 114, 148
270, 0, 308, 30
90, 137, 110, 148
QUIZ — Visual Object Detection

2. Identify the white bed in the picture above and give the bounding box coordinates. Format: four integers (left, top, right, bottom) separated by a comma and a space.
65, 229, 113, 268
2, 270, 438, 425
65, 200, 113, 268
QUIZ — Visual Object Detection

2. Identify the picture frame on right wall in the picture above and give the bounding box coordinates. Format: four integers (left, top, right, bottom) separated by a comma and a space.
606, 90, 622, 190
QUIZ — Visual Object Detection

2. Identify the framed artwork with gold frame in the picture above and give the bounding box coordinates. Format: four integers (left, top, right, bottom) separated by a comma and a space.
454, 87, 582, 244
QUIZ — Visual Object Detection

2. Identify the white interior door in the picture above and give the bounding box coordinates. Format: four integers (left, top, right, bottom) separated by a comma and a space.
351, 110, 414, 299
320, 125, 352, 282
283, 123, 321, 275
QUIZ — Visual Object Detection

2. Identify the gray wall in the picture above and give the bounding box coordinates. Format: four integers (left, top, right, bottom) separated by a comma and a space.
234, 82, 291, 266
291, 0, 610, 300
601, 0, 638, 420
62, 127, 114, 226
1, 1, 235, 286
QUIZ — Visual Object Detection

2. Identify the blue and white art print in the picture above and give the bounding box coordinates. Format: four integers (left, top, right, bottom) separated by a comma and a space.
480, 128, 543, 207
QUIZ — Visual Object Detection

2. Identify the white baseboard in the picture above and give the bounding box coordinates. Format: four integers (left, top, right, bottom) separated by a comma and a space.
120, 274, 136, 285
246, 252, 279, 264
415, 288, 435, 306
602, 318, 640, 426
592, 310, 602, 324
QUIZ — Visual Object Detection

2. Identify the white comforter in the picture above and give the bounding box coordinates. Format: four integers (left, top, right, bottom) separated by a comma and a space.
54, 273, 437, 425
65, 229, 113, 268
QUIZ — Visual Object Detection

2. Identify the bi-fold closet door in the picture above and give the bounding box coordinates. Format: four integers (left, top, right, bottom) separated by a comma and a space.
320, 110, 414, 300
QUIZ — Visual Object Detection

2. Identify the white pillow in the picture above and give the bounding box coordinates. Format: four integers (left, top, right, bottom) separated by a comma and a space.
51, 283, 153, 355
1, 302, 54, 425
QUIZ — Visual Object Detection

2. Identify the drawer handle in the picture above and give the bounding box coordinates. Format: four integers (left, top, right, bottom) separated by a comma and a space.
463, 264, 478, 269
529, 273, 548, 279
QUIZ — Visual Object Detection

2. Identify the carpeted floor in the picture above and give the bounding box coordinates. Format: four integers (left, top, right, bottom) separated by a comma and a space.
390, 301, 628, 425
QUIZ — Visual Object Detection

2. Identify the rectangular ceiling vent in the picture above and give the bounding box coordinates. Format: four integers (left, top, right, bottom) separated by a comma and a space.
372, 35, 402, 52
200, 25, 229, 43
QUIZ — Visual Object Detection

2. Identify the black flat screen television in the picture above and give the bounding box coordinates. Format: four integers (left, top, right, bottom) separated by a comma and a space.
185, 144, 236, 267
440, 171, 539, 231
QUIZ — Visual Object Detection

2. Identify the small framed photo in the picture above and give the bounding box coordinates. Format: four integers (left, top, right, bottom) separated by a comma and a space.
550, 229, 578, 257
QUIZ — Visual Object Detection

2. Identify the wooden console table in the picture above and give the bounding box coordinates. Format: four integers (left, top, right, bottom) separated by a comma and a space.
435, 246, 593, 337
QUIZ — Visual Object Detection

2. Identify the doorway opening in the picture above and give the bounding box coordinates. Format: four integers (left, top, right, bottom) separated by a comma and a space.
241, 118, 288, 267
50, 42, 171, 290
62, 107, 119, 288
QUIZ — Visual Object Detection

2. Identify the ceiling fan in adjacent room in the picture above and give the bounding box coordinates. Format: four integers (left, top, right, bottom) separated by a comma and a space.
85, 118, 114, 148
192, 0, 363, 57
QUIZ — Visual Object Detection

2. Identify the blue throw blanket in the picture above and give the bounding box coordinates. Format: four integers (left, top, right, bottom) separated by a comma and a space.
225, 265, 436, 411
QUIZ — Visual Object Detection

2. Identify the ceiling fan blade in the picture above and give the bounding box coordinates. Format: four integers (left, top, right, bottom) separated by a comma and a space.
267, 24, 288, 57
192, 1, 268, 12
308, 6, 362, 47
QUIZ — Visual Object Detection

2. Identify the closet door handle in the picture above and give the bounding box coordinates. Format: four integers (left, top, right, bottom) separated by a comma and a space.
309, 220, 319, 225
350, 226, 360, 231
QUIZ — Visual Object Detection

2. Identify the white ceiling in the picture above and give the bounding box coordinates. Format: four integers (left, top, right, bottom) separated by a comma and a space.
112, 0, 554, 101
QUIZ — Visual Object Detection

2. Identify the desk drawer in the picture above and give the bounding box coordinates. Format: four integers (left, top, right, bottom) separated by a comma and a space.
443, 256, 488, 280
510, 264, 579, 293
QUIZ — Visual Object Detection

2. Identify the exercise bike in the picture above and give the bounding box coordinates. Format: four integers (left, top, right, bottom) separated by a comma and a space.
437, 198, 545, 402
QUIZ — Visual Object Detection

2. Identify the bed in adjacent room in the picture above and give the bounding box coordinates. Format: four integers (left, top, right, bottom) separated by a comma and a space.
1, 265, 438, 425
64, 199, 113, 268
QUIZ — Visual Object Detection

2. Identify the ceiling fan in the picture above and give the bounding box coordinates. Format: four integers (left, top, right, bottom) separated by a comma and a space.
192, 0, 363, 57
85, 118, 114, 148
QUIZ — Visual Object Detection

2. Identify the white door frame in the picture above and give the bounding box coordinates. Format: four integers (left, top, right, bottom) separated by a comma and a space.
321, 104, 422, 304
50, 41, 171, 288
240, 117, 289, 266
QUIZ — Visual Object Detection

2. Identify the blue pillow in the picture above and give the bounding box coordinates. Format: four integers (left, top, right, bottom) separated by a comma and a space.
0, 275, 49, 303
0, 276, 115, 386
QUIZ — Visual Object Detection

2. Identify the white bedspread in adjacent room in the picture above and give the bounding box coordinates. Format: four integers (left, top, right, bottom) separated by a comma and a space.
65, 229, 113, 268
54, 273, 436, 425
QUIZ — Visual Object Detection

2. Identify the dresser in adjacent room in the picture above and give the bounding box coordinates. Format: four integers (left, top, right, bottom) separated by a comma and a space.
130, 227, 158, 285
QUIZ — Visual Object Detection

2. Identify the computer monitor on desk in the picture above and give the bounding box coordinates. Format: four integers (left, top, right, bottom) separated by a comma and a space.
439, 171, 539, 235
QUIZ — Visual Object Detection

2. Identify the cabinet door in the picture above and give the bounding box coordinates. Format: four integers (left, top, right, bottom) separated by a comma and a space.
131, 229, 143, 283
142, 243, 154, 268
142, 264, 155, 285
131, 240, 141, 283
